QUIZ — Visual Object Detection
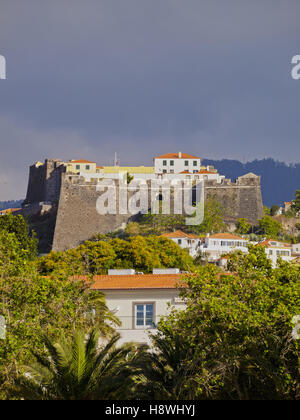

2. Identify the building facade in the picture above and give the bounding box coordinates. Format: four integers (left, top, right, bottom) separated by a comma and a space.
90, 269, 186, 346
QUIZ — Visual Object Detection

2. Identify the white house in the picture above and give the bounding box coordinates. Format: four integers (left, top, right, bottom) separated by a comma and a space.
258, 239, 294, 266
67, 159, 97, 174
160, 230, 201, 257
90, 269, 186, 346
63, 152, 226, 186
154, 152, 201, 174
199, 233, 249, 262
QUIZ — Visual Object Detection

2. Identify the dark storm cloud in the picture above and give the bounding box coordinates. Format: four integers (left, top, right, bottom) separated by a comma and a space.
0, 0, 299, 198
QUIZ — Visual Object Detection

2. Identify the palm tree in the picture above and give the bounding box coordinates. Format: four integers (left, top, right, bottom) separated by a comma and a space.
12, 330, 138, 400
134, 331, 200, 400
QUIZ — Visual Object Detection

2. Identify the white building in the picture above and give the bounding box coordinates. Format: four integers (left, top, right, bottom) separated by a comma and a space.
67, 159, 97, 174
160, 230, 201, 257
154, 152, 201, 174
258, 239, 294, 266
90, 269, 186, 346
64, 152, 226, 185
199, 233, 249, 262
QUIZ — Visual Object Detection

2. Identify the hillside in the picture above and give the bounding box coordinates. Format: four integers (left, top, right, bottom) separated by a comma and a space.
0, 200, 23, 210
202, 158, 300, 207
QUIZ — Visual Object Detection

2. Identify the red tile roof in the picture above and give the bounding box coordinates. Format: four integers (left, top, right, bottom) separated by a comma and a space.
209, 233, 246, 240
197, 170, 216, 174
0, 208, 21, 214
154, 153, 200, 159
70, 159, 96, 164
89, 274, 185, 290
161, 230, 199, 239
258, 239, 291, 248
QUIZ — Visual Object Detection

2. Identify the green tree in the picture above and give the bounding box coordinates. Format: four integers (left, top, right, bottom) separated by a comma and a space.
12, 330, 137, 400
0, 213, 37, 259
0, 231, 35, 278
38, 235, 194, 275
291, 190, 300, 214
140, 212, 185, 234
0, 274, 118, 398
258, 215, 282, 238
134, 332, 200, 400
236, 218, 251, 235
154, 263, 299, 399
270, 205, 280, 216
196, 197, 226, 234
227, 244, 273, 277
126, 172, 134, 184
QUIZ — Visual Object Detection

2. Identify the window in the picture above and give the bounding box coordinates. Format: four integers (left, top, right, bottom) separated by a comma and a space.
163, 160, 167, 166
135, 304, 154, 328
170, 160, 174, 166
170, 169, 174, 173
184, 160, 189, 166
193, 161, 197, 166
163, 169, 167, 173
178, 239, 182, 245
76, 165, 80, 170
85, 165, 90, 170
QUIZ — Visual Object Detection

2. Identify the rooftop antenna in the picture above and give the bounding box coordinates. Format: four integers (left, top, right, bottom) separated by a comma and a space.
114, 152, 119, 166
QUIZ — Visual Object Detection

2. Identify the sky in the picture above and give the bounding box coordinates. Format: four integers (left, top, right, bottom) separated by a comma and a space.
0, 0, 299, 199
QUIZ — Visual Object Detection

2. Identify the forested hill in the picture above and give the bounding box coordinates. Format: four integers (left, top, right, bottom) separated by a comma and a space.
202, 158, 300, 207
0, 200, 23, 210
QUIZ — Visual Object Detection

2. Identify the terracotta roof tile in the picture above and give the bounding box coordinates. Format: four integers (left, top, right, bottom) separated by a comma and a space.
161, 230, 199, 239
70, 159, 96, 164
154, 153, 200, 159
89, 274, 185, 290
0, 208, 21, 214
209, 233, 246, 240
258, 239, 291, 248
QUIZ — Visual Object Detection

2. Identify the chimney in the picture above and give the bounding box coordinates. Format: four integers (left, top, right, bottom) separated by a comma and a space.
178, 151, 182, 158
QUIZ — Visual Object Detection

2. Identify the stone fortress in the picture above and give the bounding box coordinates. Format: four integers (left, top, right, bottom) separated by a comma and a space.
22, 152, 264, 252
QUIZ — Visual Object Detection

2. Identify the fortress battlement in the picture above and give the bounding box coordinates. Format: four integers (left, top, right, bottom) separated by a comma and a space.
23, 156, 264, 252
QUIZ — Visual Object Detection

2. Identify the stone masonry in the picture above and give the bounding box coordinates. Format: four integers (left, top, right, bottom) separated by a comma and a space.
23, 160, 264, 252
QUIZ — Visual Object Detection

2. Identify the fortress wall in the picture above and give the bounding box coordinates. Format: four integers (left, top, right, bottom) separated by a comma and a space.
44, 159, 66, 202
24, 163, 47, 204
23, 159, 65, 205
52, 177, 134, 251
204, 177, 263, 223
25, 162, 264, 251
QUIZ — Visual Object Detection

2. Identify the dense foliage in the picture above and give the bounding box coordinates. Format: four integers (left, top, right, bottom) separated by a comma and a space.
38, 235, 194, 276
153, 258, 300, 400
0, 213, 37, 259
12, 330, 139, 400
0, 214, 299, 400
258, 215, 282, 238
